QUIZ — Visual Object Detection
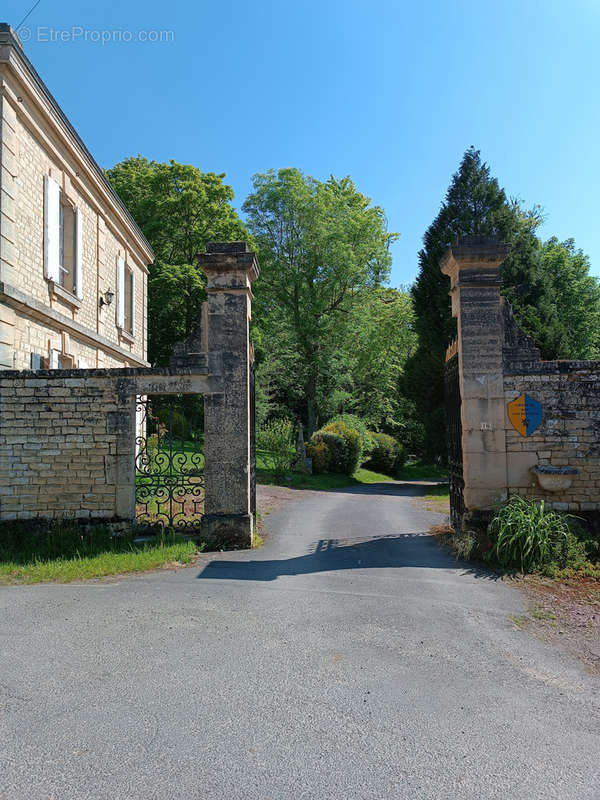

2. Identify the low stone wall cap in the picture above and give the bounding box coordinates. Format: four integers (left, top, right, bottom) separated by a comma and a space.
453, 234, 504, 248
205, 242, 249, 254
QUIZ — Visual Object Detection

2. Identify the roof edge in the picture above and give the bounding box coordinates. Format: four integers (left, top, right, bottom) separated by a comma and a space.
0, 23, 154, 261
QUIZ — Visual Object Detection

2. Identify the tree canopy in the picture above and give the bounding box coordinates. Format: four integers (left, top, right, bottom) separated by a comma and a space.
243, 168, 400, 433
106, 157, 249, 365
106, 151, 599, 464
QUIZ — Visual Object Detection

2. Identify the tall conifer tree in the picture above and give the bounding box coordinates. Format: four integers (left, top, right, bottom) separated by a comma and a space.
405, 147, 540, 458
405, 146, 600, 459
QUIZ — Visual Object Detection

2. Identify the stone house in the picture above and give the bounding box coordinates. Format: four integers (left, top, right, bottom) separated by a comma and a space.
0, 24, 153, 371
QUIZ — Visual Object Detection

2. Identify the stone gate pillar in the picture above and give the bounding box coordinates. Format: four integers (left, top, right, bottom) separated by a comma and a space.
199, 242, 259, 548
441, 236, 510, 514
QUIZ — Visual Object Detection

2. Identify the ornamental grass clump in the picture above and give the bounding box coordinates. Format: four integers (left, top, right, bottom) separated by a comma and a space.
487, 496, 587, 574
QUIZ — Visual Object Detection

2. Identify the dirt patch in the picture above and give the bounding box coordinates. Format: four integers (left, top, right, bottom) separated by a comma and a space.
410, 483, 450, 515
434, 524, 600, 673
257, 484, 303, 517
508, 574, 600, 674
420, 497, 450, 514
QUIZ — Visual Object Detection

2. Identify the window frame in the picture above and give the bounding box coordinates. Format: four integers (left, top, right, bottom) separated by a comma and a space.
44, 175, 83, 304
116, 255, 135, 340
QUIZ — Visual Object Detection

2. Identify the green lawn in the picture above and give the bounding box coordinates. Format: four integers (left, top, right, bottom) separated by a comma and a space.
0, 522, 201, 585
0, 542, 198, 585
256, 460, 447, 491
396, 462, 448, 480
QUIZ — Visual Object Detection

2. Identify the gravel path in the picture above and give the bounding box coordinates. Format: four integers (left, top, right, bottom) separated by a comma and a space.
1, 481, 598, 799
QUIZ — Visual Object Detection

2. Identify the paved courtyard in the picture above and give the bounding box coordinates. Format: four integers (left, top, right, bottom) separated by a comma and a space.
1, 482, 598, 799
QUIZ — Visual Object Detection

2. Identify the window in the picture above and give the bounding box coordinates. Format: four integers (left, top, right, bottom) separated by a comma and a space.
124, 267, 134, 335
44, 175, 82, 301
117, 256, 135, 337
58, 197, 76, 294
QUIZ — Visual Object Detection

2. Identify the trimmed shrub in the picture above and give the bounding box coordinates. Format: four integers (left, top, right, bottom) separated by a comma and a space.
365, 432, 405, 476
329, 414, 372, 463
305, 440, 331, 474
309, 431, 348, 474
321, 420, 362, 475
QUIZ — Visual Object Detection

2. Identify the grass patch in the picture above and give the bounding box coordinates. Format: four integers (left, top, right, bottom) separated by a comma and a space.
421, 484, 450, 501
354, 467, 397, 484
0, 541, 197, 585
530, 606, 557, 621
257, 461, 446, 491
0, 520, 201, 585
256, 465, 400, 491
396, 462, 448, 481
252, 530, 264, 548
256, 468, 357, 490
510, 614, 529, 629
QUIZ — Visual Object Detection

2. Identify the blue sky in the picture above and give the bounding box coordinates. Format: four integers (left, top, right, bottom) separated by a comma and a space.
4, 0, 600, 286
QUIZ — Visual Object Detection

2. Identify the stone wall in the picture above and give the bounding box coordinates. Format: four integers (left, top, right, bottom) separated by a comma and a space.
0, 370, 133, 520
442, 236, 600, 524
0, 242, 260, 548
503, 305, 600, 512
0, 368, 219, 521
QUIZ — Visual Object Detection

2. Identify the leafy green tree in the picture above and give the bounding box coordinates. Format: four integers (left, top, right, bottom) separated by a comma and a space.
533, 237, 600, 359
106, 157, 249, 364
345, 287, 416, 432
243, 168, 396, 433
147, 262, 205, 367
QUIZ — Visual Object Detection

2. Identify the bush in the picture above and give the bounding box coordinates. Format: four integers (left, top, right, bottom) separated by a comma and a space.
365, 432, 405, 476
305, 440, 331, 474
321, 420, 362, 475
308, 431, 350, 475
329, 414, 372, 463
487, 496, 588, 574
257, 418, 295, 477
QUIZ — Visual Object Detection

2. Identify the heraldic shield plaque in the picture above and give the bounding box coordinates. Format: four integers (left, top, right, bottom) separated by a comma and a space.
507, 392, 542, 437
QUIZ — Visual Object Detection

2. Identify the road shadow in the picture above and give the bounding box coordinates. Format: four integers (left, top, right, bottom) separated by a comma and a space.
333, 481, 448, 497
197, 532, 496, 582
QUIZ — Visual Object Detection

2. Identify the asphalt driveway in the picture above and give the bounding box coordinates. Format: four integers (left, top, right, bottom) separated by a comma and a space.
1, 482, 598, 799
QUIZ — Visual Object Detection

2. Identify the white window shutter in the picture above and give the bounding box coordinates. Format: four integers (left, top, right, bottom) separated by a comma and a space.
49, 349, 60, 369
44, 176, 60, 282
131, 268, 136, 337
116, 256, 125, 328
74, 207, 83, 300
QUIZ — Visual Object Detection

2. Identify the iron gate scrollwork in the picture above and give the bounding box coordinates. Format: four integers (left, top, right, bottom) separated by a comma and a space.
135, 395, 205, 529
444, 353, 465, 529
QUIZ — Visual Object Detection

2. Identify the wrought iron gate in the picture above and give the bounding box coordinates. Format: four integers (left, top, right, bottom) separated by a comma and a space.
444, 353, 465, 529
135, 395, 205, 529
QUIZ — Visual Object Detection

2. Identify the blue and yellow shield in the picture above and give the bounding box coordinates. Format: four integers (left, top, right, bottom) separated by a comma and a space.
507, 393, 542, 437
